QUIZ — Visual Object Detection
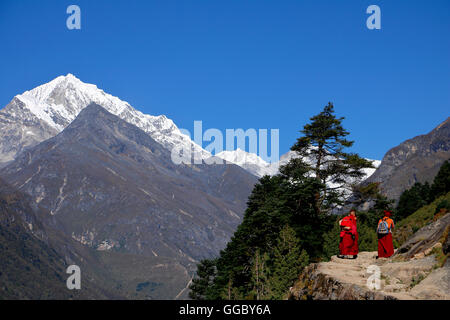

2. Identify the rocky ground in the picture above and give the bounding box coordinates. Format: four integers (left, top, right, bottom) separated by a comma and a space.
290, 213, 450, 300
290, 251, 448, 300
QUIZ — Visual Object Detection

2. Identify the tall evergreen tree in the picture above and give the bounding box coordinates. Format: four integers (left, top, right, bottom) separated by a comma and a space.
220, 277, 243, 300
321, 218, 341, 260
280, 102, 374, 214
188, 259, 217, 300
267, 225, 309, 299
431, 160, 450, 199
249, 249, 270, 300
396, 182, 431, 220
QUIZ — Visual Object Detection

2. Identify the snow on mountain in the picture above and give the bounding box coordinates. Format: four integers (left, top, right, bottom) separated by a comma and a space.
0, 73, 381, 183
0, 74, 208, 163
216, 147, 380, 183
215, 148, 274, 177
362, 159, 381, 179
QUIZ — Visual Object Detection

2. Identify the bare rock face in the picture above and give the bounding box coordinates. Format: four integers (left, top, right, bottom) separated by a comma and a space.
366, 117, 450, 200
409, 259, 450, 299
0, 98, 58, 164
396, 213, 450, 259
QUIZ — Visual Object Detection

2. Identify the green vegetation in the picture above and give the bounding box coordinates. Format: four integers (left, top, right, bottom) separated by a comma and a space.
189, 259, 217, 300
0, 187, 91, 299
396, 182, 432, 221
321, 210, 379, 261
394, 192, 450, 247
189, 103, 374, 300
266, 226, 309, 299
189, 109, 449, 300
396, 160, 450, 221
0, 222, 70, 300
430, 245, 447, 269
410, 273, 426, 288
393, 160, 450, 248
430, 160, 450, 199
431, 224, 450, 268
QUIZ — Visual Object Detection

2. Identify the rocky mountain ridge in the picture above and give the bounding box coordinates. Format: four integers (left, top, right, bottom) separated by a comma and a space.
0, 103, 257, 298
0, 74, 208, 165
366, 117, 450, 200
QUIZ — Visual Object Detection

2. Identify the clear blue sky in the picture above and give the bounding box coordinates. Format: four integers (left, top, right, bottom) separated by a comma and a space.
0, 0, 449, 160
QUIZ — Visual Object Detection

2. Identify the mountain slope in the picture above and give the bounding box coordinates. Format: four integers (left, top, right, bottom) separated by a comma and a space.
366, 117, 450, 200
0, 177, 126, 299
215, 148, 274, 177
0, 74, 208, 165
0, 103, 257, 298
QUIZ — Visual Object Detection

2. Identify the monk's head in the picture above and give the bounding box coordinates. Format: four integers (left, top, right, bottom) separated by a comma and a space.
349, 209, 356, 217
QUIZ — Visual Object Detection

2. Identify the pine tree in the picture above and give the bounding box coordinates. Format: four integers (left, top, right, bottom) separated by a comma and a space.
267, 225, 309, 299
431, 160, 450, 199
249, 249, 270, 300
188, 259, 217, 300
280, 102, 374, 214
357, 223, 377, 252
220, 277, 243, 300
321, 219, 341, 260
396, 182, 431, 220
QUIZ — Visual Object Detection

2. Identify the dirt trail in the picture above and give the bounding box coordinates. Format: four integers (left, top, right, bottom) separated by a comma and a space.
311, 250, 449, 299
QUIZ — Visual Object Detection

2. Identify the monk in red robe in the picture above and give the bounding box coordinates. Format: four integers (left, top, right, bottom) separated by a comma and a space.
338, 209, 358, 259
377, 210, 395, 258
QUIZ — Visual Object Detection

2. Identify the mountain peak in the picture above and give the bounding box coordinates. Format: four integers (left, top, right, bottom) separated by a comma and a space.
77, 102, 107, 116
367, 116, 450, 199
0, 74, 210, 163
436, 117, 450, 130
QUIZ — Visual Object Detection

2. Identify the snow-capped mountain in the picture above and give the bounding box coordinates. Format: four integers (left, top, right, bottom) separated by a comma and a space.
216, 147, 380, 181
0, 73, 380, 182
215, 148, 274, 177
0, 74, 208, 164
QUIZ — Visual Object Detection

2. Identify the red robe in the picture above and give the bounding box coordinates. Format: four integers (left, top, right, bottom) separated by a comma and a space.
377, 217, 394, 258
339, 216, 358, 256
378, 233, 394, 258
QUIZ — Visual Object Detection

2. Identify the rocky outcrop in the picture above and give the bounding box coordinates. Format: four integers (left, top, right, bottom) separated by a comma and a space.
0, 97, 58, 164
289, 256, 396, 300
444, 234, 450, 255
396, 213, 450, 259
366, 117, 450, 200
289, 251, 449, 300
